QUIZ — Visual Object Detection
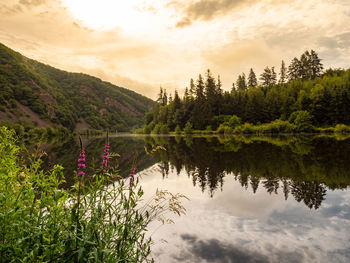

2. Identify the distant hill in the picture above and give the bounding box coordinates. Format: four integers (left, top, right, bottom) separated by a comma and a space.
0, 43, 155, 131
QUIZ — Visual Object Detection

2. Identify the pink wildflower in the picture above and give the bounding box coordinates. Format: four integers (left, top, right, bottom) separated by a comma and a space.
130, 167, 136, 185
101, 143, 110, 170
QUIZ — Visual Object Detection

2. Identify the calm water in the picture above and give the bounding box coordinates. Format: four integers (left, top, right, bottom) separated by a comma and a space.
40, 134, 350, 263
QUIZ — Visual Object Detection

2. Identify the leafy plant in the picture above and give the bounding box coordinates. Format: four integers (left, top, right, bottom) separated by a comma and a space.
0, 127, 187, 262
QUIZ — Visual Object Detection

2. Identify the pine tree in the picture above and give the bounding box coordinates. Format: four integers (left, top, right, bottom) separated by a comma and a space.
173, 89, 181, 110
279, 60, 287, 84
163, 89, 168, 105
231, 82, 236, 92
184, 87, 189, 100
288, 58, 300, 81
205, 69, 216, 99
189, 78, 196, 97
260, 66, 273, 86
157, 86, 163, 105
195, 74, 205, 101
299, 52, 310, 80
236, 73, 247, 91
248, 68, 257, 87
271, 67, 277, 85
310, 50, 323, 79
216, 75, 223, 94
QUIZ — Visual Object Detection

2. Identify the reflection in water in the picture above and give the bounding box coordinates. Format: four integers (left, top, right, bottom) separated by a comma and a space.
35, 134, 350, 262
144, 135, 350, 209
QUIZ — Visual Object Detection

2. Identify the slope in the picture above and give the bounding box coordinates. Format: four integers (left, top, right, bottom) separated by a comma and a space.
0, 42, 155, 131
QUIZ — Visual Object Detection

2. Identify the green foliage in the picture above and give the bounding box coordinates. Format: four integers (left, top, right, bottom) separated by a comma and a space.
143, 122, 154, 134
289, 110, 314, 132
160, 124, 170, 134
334, 124, 350, 134
184, 121, 193, 134
175, 125, 182, 134
143, 50, 350, 133
0, 43, 154, 131
227, 115, 241, 129
0, 127, 187, 262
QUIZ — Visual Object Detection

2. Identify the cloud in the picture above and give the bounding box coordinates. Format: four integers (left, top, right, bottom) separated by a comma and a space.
174, 0, 255, 28
19, 0, 47, 7
177, 234, 305, 263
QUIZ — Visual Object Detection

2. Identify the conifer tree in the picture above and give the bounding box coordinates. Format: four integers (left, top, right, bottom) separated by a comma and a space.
157, 86, 163, 105
195, 74, 205, 101
248, 68, 258, 87
236, 73, 247, 91
310, 50, 323, 79
288, 58, 300, 81
184, 87, 189, 100
216, 75, 223, 94
189, 78, 196, 97
279, 60, 287, 84
260, 67, 273, 86
271, 67, 277, 85
165, 91, 170, 104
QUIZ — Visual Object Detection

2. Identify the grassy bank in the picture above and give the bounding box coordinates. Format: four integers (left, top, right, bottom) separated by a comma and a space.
0, 127, 186, 262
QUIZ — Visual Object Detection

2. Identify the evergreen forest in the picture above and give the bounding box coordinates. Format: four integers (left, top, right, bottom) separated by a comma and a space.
144, 50, 350, 134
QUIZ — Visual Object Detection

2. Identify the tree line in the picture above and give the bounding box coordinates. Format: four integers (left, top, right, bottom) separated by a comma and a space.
143, 50, 350, 133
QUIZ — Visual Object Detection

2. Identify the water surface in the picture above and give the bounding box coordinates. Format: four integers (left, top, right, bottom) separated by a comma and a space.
41, 134, 350, 262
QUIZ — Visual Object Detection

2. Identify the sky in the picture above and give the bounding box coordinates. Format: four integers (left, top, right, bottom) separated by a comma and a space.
0, 0, 350, 99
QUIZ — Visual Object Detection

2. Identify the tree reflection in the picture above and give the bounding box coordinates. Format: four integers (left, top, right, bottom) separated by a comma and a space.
146, 135, 350, 209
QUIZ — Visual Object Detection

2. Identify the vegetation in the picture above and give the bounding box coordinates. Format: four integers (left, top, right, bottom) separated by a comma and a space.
0, 43, 154, 132
0, 127, 186, 262
144, 135, 350, 209
143, 50, 350, 134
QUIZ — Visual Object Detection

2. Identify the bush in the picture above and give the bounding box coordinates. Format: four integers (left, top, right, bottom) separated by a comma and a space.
184, 121, 193, 134
240, 123, 256, 134
259, 120, 294, 134
175, 125, 182, 134
334, 124, 350, 134
228, 115, 241, 129
289, 111, 314, 132
0, 127, 187, 262
217, 124, 226, 134
143, 122, 154, 134
151, 123, 162, 134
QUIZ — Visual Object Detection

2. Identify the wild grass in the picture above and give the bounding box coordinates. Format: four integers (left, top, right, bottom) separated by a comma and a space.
0, 127, 187, 262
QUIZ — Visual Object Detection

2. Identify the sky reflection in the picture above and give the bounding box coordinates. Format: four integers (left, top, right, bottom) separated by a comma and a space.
139, 165, 350, 263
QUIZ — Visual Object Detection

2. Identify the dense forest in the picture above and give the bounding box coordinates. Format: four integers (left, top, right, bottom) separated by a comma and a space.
0, 43, 154, 132
143, 50, 350, 134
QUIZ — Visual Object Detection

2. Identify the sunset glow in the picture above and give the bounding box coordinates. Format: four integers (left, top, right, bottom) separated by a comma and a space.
0, 0, 349, 98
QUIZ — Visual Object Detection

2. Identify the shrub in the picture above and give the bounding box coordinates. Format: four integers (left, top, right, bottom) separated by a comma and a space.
240, 123, 256, 134
143, 122, 154, 134
259, 120, 294, 134
289, 110, 314, 132
151, 123, 162, 134
334, 124, 350, 134
184, 121, 193, 134
228, 115, 241, 129
216, 124, 225, 134
175, 125, 182, 134
0, 127, 187, 262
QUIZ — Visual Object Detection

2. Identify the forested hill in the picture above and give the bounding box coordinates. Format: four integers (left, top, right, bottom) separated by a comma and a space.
0, 43, 155, 131
144, 50, 350, 133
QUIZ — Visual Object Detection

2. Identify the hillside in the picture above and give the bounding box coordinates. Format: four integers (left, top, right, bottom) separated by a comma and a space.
0, 43, 155, 131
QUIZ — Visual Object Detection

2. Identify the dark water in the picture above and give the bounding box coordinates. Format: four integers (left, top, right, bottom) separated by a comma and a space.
40, 134, 350, 262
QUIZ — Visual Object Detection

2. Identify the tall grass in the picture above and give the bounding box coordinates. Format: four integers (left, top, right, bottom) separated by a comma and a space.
0, 127, 187, 262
